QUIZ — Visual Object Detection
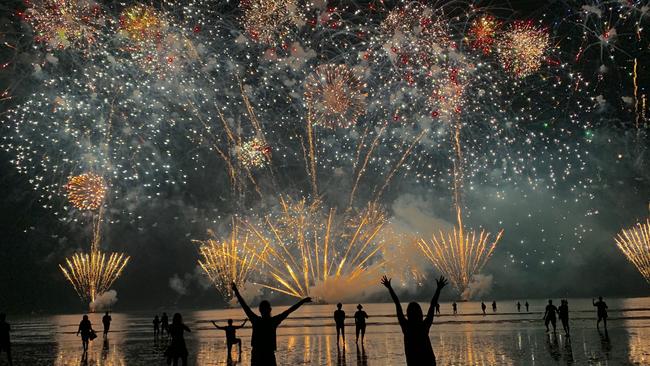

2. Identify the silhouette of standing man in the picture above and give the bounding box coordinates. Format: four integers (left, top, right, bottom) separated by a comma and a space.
102, 311, 112, 337
212, 319, 247, 360
543, 300, 558, 333
517, 302, 521, 312
558, 299, 570, 336
161, 313, 169, 336
525, 301, 530, 312
0, 314, 12, 366
481, 302, 487, 315
232, 282, 311, 366
435, 303, 441, 314
593, 297, 608, 330
381, 275, 447, 366
492, 301, 497, 313
354, 304, 368, 344
334, 303, 346, 347
153, 315, 160, 337
452, 302, 457, 315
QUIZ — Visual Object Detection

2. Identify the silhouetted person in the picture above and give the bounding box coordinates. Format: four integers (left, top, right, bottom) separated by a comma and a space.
558, 299, 570, 336
435, 303, 441, 314
232, 282, 311, 366
166, 313, 191, 366
354, 304, 368, 344
334, 303, 346, 346
76, 315, 94, 352
0, 314, 12, 366
481, 302, 487, 315
381, 275, 448, 366
543, 300, 558, 333
525, 301, 529, 312
212, 319, 247, 360
102, 311, 112, 337
161, 312, 169, 336
492, 301, 497, 313
517, 302, 521, 312
153, 315, 161, 337
452, 302, 457, 315
593, 296, 608, 330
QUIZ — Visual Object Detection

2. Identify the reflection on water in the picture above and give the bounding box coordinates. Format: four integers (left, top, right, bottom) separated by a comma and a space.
6, 297, 650, 365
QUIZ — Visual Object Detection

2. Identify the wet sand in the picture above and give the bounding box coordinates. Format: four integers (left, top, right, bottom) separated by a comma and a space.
4, 297, 650, 365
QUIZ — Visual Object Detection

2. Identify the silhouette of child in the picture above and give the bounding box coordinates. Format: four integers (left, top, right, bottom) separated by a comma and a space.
354, 304, 368, 344
212, 319, 247, 359
593, 297, 608, 330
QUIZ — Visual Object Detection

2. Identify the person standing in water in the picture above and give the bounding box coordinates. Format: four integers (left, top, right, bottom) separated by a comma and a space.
435, 303, 441, 314
543, 300, 558, 333
452, 302, 457, 315
558, 300, 570, 336
354, 304, 368, 344
153, 315, 161, 338
161, 313, 169, 336
232, 282, 311, 366
76, 315, 95, 352
525, 301, 530, 312
517, 302, 521, 312
166, 313, 191, 366
102, 311, 112, 337
481, 302, 487, 315
593, 297, 608, 330
0, 314, 12, 366
334, 303, 346, 347
381, 275, 448, 366
212, 319, 247, 360
492, 301, 497, 313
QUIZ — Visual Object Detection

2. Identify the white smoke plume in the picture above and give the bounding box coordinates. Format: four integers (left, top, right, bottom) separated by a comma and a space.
89, 290, 118, 312
461, 274, 494, 300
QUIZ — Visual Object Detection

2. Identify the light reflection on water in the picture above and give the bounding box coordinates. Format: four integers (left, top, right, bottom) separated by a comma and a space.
5, 297, 650, 365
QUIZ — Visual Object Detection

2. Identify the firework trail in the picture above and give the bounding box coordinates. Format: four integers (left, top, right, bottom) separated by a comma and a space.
615, 219, 650, 284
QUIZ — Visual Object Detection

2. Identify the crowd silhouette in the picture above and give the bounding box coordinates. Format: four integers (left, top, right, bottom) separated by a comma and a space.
0, 282, 620, 365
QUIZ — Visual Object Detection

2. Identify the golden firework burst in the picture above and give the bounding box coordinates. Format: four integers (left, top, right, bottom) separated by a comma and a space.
615, 219, 650, 284
65, 173, 107, 210
496, 21, 549, 77
238, 137, 272, 169
240, 0, 302, 45
304, 64, 367, 129
119, 4, 164, 43
59, 249, 130, 303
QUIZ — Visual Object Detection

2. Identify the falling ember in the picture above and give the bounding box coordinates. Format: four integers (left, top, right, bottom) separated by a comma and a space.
24, 0, 105, 50
243, 197, 387, 300
240, 0, 302, 45
65, 173, 107, 211
304, 64, 367, 129
238, 137, 272, 169
468, 15, 500, 54
196, 223, 262, 300
615, 219, 650, 284
417, 206, 503, 298
496, 21, 549, 77
59, 249, 130, 304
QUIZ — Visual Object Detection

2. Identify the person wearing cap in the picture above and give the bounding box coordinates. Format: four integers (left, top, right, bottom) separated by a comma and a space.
354, 304, 369, 344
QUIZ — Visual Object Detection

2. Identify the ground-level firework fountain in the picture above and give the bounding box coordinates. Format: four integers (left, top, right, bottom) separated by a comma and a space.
615, 218, 650, 284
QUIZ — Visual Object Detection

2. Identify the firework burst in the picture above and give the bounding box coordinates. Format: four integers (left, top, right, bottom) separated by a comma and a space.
243, 197, 387, 300
615, 219, 650, 284
119, 4, 164, 43
59, 249, 130, 303
24, 0, 105, 50
240, 0, 303, 45
497, 21, 550, 77
196, 223, 261, 300
468, 15, 500, 54
238, 137, 272, 169
304, 64, 367, 129
65, 173, 107, 211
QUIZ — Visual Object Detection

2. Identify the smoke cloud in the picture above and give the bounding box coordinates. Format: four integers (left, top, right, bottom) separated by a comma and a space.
89, 290, 118, 312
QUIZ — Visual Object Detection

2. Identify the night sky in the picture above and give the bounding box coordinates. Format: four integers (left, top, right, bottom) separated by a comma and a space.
0, 0, 648, 314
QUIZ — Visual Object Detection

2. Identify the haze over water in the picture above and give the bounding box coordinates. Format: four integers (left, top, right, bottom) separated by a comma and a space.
3, 297, 650, 365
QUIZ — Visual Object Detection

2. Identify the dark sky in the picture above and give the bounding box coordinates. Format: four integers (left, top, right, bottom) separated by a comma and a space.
0, 0, 649, 314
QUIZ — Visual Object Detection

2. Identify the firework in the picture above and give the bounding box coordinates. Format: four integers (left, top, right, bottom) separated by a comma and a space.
417, 207, 503, 298
65, 173, 107, 211
59, 249, 130, 303
615, 219, 650, 284
468, 15, 500, 55
24, 0, 105, 50
497, 21, 549, 77
304, 64, 367, 129
196, 223, 261, 300
119, 4, 164, 43
238, 137, 272, 169
240, 0, 303, 45
244, 197, 387, 300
